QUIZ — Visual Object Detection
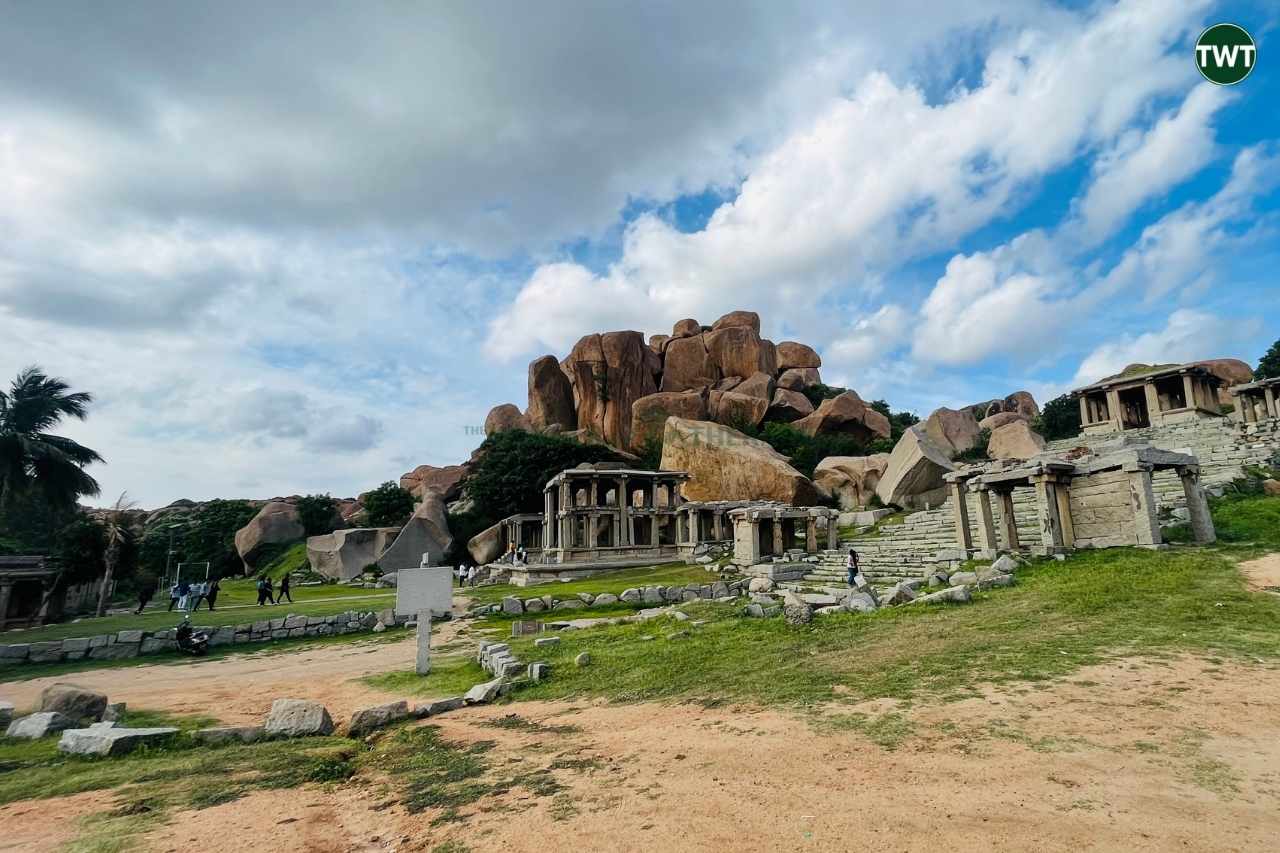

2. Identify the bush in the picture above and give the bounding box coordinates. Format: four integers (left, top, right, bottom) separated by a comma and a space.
138, 499, 258, 579
952, 428, 991, 463
295, 493, 339, 536
1033, 394, 1082, 441
363, 482, 415, 527
1257, 337, 1280, 380
466, 430, 629, 521
800, 382, 848, 409
741, 422, 865, 479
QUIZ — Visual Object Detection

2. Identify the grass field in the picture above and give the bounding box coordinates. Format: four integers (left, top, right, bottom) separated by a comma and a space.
0, 577, 394, 644
461, 561, 712, 608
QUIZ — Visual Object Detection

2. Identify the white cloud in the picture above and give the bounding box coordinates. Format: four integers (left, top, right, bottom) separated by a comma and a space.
1068, 83, 1233, 245
486, 0, 1206, 361
1071, 309, 1254, 386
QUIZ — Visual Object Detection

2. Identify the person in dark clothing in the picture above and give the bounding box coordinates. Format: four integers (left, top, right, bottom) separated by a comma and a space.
256, 576, 272, 606
166, 583, 180, 611
277, 573, 293, 604
845, 548, 862, 587
264, 576, 277, 605
205, 578, 220, 611
135, 580, 155, 614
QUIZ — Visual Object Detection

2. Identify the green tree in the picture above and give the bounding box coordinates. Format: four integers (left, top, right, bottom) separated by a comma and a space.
363, 482, 415, 527
1256, 338, 1280, 380
1033, 394, 1082, 441
0, 366, 102, 509
465, 430, 627, 521
296, 493, 339, 536
96, 492, 137, 615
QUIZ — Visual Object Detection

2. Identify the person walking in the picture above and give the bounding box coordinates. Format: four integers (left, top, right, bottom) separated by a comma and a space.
189, 580, 206, 612
135, 578, 156, 614
256, 576, 270, 606
176, 579, 191, 611
204, 578, 220, 611
466, 564, 478, 587
166, 582, 180, 611
277, 573, 293, 604
265, 576, 278, 605
845, 548, 863, 587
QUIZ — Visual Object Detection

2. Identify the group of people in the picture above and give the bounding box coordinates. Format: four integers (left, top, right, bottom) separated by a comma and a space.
455, 564, 480, 587
255, 573, 293, 605
503, 543, 528, 565
164, 578, 221, 612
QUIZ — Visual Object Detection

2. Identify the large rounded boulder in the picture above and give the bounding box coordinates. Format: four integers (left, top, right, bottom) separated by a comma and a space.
563, 331, 657, 450
793, 391, 890, 441
235, 501, 305, 573
660, 417, 819, 505
631, 390, 709, 451
814, 454, 890, 510
875, 426, 956, 509
923, 407, 982, 456
484, 404, 529, 436
776, 341, 821, 370
987, 420, 1047, 461
526, 355, 577, 432
660, 334, 720, 392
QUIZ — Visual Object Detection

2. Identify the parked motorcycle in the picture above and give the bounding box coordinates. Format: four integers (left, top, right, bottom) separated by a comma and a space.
175, 620, 210, 656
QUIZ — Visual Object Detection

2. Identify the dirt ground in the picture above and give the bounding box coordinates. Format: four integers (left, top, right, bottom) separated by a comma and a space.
1240, 553, 1280, 593
3, 636, 1279, 852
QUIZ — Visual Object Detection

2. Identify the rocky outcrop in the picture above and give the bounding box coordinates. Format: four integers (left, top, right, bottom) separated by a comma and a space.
710, 310, 760, 333
631, 390, 709, 450
37, 683, 107, 722
777, 367, 820, 390
776, 341, 821, 370
875, 425, 956, 508
704, 326, 777, 380
307, 527, 401, 581
234, 501, 305, 573
672, 318, 702, 338
659, 334, 720, 392
923, 407, 981, 456
977, 411, 1026, 432
767, 388, 813, 422
563, 331, 657, 450
709, 390, 768, 429
793, 391, 890, 441
378, 491, 453, 571
813, 454, 890, 510
660, 417, 819, 505
526, 355, 577, 431
399, 464, 469, 501
1196, 358, 1254, 405
967, 391, 1039, 420
484, 404, 529, 436
987, 420, 1047, 461
734, 371, 776, 401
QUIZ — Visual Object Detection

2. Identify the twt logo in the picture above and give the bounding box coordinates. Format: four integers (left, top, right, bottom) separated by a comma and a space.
1196, 23, 1256, 85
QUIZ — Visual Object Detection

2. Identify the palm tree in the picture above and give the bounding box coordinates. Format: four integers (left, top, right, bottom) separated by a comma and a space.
96, 492, 137, 616
0, 366, 103, 509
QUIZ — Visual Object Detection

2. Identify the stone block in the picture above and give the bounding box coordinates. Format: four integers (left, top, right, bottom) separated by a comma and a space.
115, 630, 145, 644
534, 637, 560, 647
347, 701, 410, 738
28, 642, 64, 663
58, 726, 178, 756
264, 699, 335, 737
414, 696, 464, 718
6, 711, 74, 739
528, 662, 549, 681
464, 678, 505, 705
592, 593, 619, 607
0, 644, 30, 660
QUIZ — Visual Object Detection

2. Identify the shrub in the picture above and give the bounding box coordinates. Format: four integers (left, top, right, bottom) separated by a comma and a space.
295, 493, 339, 536
465, 430, 629, 521
363, 482, 415, 527
138, 499, 258, 579
1033, 394, 1082, 441
800, 382, 848, 409
952, 428, 991, 463
1257, 337, 1280, 380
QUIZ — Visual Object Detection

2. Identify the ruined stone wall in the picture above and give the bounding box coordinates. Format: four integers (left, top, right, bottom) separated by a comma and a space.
1068, 469, 1137, 549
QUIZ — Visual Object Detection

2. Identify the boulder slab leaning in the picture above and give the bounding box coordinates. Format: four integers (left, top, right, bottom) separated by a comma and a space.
923, 407, 981, 456
875, 426, 956, 508
234, 501, 305, 573
987, 420, 1047, 461
660, 417, 819, 505
377, 491, 453, 571
307, 527, 401, 581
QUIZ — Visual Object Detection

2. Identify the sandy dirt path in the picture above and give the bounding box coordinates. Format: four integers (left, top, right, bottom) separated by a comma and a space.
0, 620, 470, 725
5, 652, 1279, 852
1240, 553, 1280, 593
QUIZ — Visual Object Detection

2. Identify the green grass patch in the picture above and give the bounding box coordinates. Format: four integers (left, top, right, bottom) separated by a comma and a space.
1, 579, 394, 644
361, 653, 489, 699
256, 542, 313, 580
497, 545, 1280, 708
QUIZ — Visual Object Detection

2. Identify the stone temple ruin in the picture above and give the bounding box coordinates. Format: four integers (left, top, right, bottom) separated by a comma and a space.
1073, 364, 1225, 434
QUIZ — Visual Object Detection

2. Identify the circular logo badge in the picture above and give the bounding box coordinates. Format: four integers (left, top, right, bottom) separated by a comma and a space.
1195, 23, 1256, 85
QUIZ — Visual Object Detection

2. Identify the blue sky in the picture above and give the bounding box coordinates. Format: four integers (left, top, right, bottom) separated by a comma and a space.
1, 0, 1277, 507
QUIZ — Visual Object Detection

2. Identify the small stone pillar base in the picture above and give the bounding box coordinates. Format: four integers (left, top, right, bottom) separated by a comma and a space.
416, 609, 432, 676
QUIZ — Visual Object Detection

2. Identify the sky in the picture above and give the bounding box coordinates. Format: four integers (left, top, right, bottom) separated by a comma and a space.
2, 0, 1278, 508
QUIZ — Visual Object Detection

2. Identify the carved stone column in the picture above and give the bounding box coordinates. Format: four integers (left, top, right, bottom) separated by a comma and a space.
1178, 466, 1216, 544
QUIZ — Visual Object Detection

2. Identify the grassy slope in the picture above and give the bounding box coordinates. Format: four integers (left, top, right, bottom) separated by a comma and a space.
0, 577, 394, 644
461, 562, 712, 607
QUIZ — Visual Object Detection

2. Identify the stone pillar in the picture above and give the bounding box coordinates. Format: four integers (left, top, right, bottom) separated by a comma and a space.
1182, 374, 1196, 412
771, 518, 784, 556
618, 477, 630, 547
975, 487, 998, 557
1265, 387, 1277, 420
713, 511, 724, 540
1078, 395, 1089, 427
1105, 388, 1122, 431
1054, 481, 1075, 549
588, 514, 599, 550
1031, 474, 1065, 553
1143, 383, 1161, 426
805, 517, 818, 552
543, 490, 553, 549
0, 581, 11, 630
827, 516, 839, 550
996, 489, 1020, 551
949, 481, 973, 551
416, 610, 432, 675
1125, 463, 1161, 547
1178, 467, 1216, 544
